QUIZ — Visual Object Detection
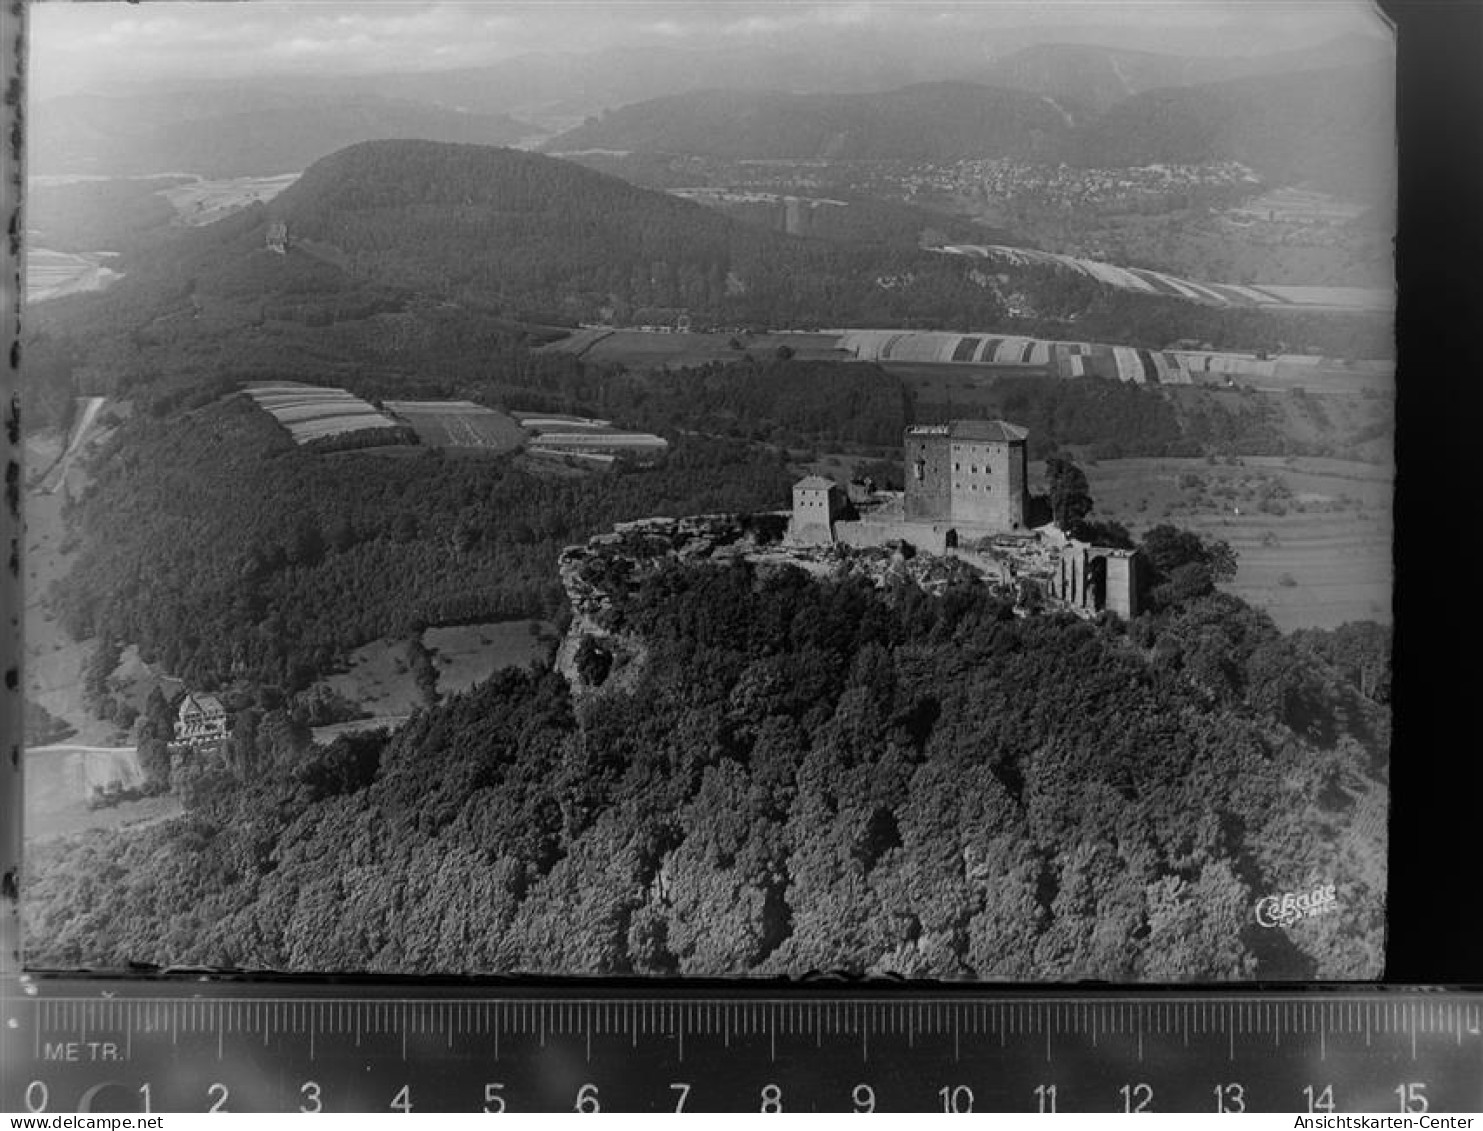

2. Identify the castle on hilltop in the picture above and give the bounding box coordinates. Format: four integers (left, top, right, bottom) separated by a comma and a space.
787, 419, 1140, 618
904, 419, 1029, 531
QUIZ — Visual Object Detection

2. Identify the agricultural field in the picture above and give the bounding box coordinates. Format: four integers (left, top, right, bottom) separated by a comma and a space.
840, 328, 1393, 390
542, 328, 848, 368
841, 329, 1193, 385
1228, 187, 1370, 225
160, 173, 300, 227
26, 248, 124, 304
1079, 456, 1392, 631
513, 410, 669, 462
544, 324, 1391, 395
383, 400, 526, 452
936, 243, 1392, 314
243, 382, 400, 444
26, 747, 181, 844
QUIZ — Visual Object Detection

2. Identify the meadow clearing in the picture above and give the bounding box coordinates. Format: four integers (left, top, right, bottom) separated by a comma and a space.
317, 619, 556, 741
384, 400, 527, 452
1080, 455, 1392, 630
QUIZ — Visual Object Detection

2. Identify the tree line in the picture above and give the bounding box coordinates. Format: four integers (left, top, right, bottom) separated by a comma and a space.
27, 552, 1388, 981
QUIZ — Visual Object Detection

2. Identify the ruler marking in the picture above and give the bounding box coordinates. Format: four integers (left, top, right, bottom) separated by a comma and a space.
401, 1003, 408, 1061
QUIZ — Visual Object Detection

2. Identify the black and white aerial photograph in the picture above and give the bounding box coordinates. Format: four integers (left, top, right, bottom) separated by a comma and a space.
18, 0, 1395, 981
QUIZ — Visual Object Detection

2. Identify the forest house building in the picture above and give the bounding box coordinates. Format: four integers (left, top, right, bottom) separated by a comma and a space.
174, 692, 229, 748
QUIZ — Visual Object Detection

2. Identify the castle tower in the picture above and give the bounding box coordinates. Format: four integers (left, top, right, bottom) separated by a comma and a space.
788, 475, 847, 545
903, 420, 1028, 531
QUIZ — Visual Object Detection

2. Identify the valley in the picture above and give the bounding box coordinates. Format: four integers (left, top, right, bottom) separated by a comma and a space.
15, 9, 1398, 986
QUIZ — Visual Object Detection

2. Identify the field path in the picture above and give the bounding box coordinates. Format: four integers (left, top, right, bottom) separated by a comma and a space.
37, 396, 105, 494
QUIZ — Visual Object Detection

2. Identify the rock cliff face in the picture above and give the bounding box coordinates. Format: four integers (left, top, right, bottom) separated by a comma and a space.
554, 514, 762, 692
553, 511, 1032, 692
554, 511, 1135, 694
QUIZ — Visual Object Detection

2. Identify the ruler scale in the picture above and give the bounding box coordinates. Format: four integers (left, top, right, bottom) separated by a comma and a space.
3, 981, 1480, 1114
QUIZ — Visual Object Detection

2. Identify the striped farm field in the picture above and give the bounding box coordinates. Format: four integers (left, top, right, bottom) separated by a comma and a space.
934, 243, 1392, 314
839, 329, 1193, 385
384, 400, 526, 452
513, 410, 668, 461
243, 383, 399, 444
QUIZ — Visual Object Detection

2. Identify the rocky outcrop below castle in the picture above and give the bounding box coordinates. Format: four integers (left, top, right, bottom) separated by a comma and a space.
553, 512, 1042, 692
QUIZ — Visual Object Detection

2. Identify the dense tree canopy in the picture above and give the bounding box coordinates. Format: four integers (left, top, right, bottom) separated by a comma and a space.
53, 399, 795, 690
28, 559, 1388, 981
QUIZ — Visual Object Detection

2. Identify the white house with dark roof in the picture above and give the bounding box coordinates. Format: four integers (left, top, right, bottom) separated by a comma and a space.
174, 692, 229, 748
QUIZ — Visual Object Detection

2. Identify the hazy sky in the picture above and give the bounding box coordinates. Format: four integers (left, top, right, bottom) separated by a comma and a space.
30, 1, 1392, 101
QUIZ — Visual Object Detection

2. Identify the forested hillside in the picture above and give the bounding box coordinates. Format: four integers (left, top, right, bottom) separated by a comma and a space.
545, 83, 1071, 161
52, 398, 795, 692
27, 559, 1388, 979
27, 137, 1388, 385
543, 64, 1391, 201
973, 36, 1388, 116
268, 139, 1017, 328
1065, 64, 1394, 198
30, 93, 532, 178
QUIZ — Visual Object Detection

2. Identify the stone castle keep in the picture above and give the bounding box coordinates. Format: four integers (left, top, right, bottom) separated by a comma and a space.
904, 419, 1029, 531
787, 419, 1141, 618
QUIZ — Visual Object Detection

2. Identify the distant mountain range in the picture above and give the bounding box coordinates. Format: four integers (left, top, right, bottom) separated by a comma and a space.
1066, 63, 1393, 196
29, 32, 1389, 178
973, 34, 1390, 117
29, 93, 533, 178
544, 83, 1070, 162
543, 61, 1393, 197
